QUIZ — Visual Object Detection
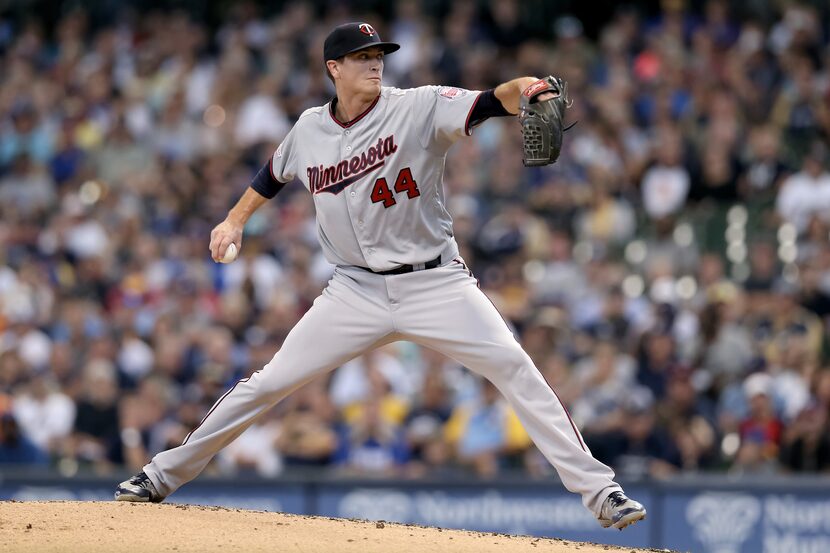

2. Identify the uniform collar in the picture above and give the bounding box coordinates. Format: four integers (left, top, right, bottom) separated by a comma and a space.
328, 93, 381, 128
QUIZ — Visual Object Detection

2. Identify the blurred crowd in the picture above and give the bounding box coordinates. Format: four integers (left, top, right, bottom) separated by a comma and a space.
1, 0, 830, 481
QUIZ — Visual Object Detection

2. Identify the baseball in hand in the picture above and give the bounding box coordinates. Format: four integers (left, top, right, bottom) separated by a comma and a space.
220, 243, 238, 264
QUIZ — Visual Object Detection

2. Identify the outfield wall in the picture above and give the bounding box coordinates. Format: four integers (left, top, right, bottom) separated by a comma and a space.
1, 472, 828, 552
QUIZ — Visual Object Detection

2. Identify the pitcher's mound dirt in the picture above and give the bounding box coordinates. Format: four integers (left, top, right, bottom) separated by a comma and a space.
0, 500, 662, 553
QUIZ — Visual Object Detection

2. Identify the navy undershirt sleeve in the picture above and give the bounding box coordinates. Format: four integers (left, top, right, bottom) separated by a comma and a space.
250, 161, 285, 199
468, 89, 511, 128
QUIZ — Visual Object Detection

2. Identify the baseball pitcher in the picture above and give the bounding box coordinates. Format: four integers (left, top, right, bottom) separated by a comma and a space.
116, 22, 646, 531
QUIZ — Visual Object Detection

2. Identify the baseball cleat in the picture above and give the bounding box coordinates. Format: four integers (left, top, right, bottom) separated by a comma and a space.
598, 491, 646, 530
114, 471, 165, 503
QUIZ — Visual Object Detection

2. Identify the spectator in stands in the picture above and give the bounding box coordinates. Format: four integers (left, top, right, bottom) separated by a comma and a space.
640, 126, 690, 225
571, 339, 637, 433
765, 280, 824, 365
770, 53, 830, 161
744, 240, 779, 292
444, 379, 531, 477
529, 229, 587, 310
799, 260, 830, 319
330, 349, 417, 409
275, 380, 338, 468
775, 141, 830, 235
0, 102, 55, 166
587, 387, 681, 479
0, 393, 47, 465
0, 351, 26, 394
697, 298, 755, 385
339, 365, 409, 431
689, 140, 741, 204
67, 359, 122, 470
739, 126, 789, 207
636, 330, 677, 398
520, 307, 569, 366
403, 368, 454, 477
733, 373, 783, 473
11, 367, 75, 457
575, 178, 637, 247
657, 365, 718, 470
0, 153, 56, 217
92, 118, 157, 190
333, 394, 409, 476
779, 403, 830, 472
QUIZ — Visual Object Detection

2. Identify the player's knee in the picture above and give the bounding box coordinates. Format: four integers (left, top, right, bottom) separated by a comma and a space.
256, 373, 295, 399
248, 362, 290, 398
254, 359, 320, 399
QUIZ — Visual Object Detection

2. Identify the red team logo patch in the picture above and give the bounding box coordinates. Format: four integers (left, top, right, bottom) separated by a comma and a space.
438, 87, 462, 99
359, 23, 375, 36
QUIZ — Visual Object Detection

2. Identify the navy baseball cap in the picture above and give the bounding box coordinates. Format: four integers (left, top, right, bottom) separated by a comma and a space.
323, 22, 400, 61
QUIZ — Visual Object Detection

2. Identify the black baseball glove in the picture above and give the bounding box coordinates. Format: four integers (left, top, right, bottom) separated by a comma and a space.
518, 76, 574, 166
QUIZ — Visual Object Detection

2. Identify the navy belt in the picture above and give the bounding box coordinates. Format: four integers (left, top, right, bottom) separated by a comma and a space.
365, 255, 442, 276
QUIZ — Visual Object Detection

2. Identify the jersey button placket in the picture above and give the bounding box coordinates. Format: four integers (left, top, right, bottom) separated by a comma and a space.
344, 132, 355, 201
342, 129, 370, 264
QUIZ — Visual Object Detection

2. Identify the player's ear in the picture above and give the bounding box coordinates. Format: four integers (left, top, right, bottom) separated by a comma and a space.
326, 60, 339, 81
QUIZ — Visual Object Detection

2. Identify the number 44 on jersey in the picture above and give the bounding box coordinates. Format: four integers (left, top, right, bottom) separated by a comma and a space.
371, 167, 420, 208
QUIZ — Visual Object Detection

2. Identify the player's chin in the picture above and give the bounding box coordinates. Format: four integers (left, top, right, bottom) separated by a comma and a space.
365, 78, 382, 93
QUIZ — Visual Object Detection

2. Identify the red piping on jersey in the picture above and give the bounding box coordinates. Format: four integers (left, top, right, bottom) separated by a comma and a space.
329, 94, 381, 128
452, 257, 587, 452
464, 91, 484, 136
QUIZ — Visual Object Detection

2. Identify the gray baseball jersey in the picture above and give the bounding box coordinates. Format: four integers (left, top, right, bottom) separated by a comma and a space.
270, 85, 479, 271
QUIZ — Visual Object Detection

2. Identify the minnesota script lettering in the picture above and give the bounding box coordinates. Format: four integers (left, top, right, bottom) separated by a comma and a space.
307, 135, 398, 195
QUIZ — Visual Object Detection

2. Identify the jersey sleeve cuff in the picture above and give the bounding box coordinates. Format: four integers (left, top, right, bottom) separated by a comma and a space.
464, 91, 485, 136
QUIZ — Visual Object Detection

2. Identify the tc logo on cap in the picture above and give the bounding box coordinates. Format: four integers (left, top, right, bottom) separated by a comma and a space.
359, 23, 375, 36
